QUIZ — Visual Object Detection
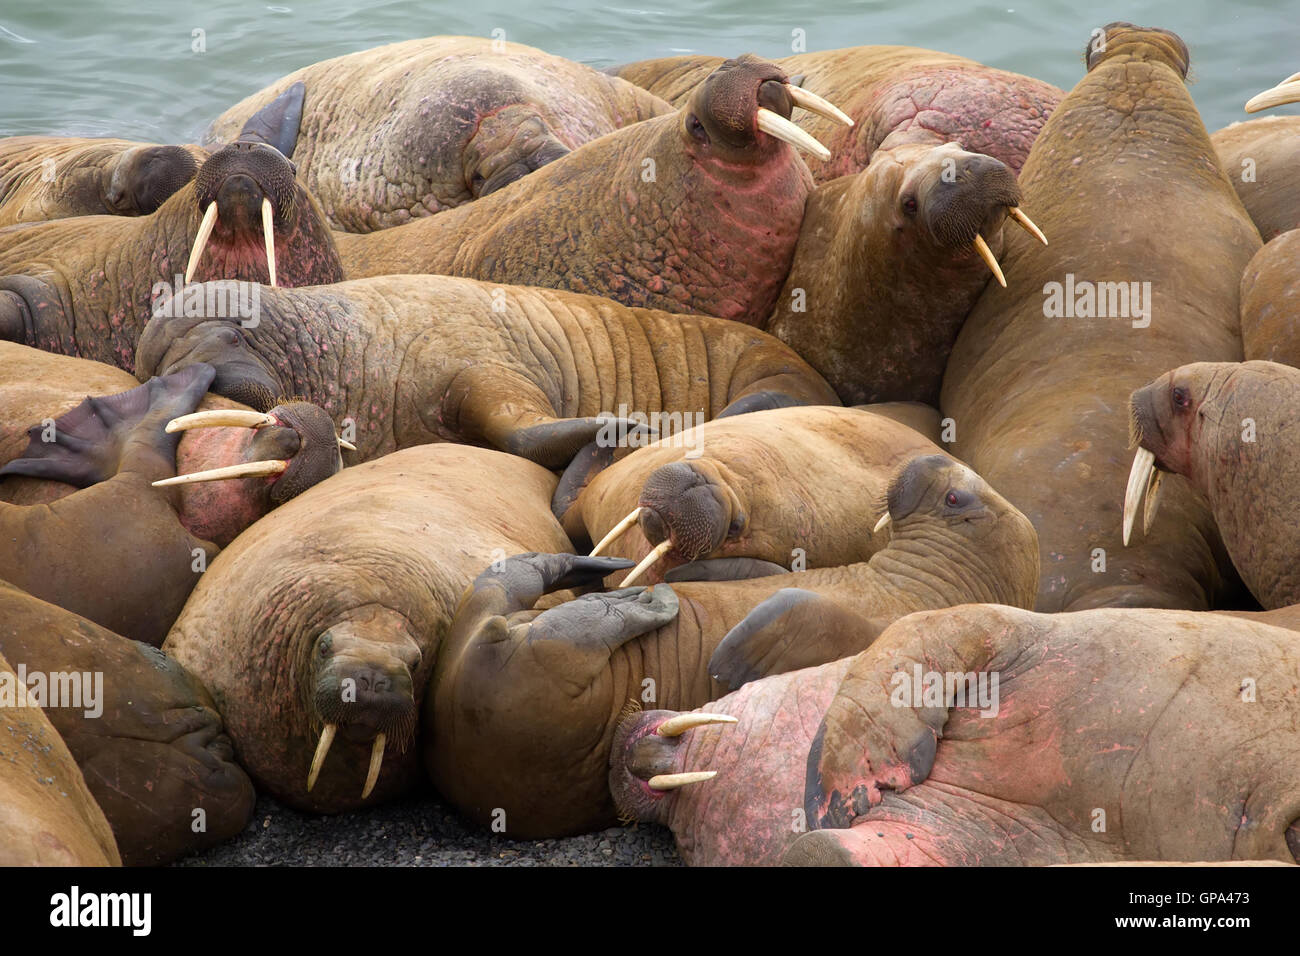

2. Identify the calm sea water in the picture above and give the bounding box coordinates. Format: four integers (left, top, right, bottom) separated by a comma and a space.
0, 0, 1294, 142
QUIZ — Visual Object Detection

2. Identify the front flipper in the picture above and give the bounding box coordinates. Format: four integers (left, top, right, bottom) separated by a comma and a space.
0, 363, 216, 487
709, 588, 886, 691
0, 275, 70, 350
664, 557, 790, 583
236, 81, 305, 158
717, 389, 806, 419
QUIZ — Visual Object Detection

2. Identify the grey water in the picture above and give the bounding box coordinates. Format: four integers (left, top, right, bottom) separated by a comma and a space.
0, 0, 1295, 143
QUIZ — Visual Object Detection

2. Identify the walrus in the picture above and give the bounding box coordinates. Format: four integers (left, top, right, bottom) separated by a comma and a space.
426, 454, 1039, 837
0, 89, 341, 371
1240, 231, 1300, 367
132, 275, 839, 482
1124, 361, 1300, 610
330, 55, 849, 326
0, 136, 205, 226
793, 604, 1300, 865
162, 443, 577, 814
940, 23, 1258, 612
205, 36, 672, 232
0, 363, 342, 644
609, 45, 1063, 179
1211, 71, 1300, 242
0, 580, 254, 865
0, 647, 120, 866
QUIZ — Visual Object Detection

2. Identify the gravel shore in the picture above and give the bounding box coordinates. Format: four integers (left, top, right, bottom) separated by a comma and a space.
176, 792, 681, 867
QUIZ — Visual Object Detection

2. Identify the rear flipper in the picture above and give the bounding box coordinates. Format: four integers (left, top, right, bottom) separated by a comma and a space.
0, 275, 70, 349
709, 588, 886, 691
0, 363, 216, 487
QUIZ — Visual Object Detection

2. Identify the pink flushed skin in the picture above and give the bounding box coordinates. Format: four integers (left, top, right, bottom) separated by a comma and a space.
614, 659, 854, 866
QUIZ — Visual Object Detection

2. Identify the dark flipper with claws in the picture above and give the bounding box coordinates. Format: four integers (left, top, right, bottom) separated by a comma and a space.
236, 81, 306, 158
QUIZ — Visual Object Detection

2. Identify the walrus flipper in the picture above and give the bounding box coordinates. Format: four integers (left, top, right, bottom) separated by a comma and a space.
236, 81, 305, 159
0, 274, 69, 346
709, 588, 886, 691
0, 363, 215, 487
665, 557, 791, 582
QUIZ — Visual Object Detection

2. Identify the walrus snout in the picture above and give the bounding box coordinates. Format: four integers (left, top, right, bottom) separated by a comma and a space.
608, 707, 736, 825
1086, 23, 1190, 79
923, 153, 1022, 249
637, 460, 747, 565
105, 144, 199, 216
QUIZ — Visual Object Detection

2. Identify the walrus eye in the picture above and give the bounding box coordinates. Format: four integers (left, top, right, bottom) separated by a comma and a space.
947, 492, 960, 506
1172, 386, 1191, 409
902, 195, 918, 216
687, 114, 710, 145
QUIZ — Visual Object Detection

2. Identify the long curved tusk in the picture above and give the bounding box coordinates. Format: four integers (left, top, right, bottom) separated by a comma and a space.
152, 458, 287, 487
873, 512, 892, 534
1121, 447, 1156, 547
756, 107, 831, 161
590, 507, 643, 557
165, 409, 276, 433
972, 234, 1006, 288
619, 539, 674, 587
184, 201, 219, 285
787, 85, 854, 127
361, 732, 386, 800
261, 197, 277, 288
1007, 207, 1048, 246
338, 437, 357, 452
656, 712, 738, 737
306, 723, 337, 791
648, 770, 717, 791
1245, 72, 1300, 113
1142, 468, 1164, 537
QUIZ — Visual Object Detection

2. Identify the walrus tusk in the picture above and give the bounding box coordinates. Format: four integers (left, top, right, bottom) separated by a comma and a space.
152, 458, 287, 487
1142, 468, 1164, 537
590, 507, 643, 557
873, 512, 891, 533
656, 712, 738, 737
619, 539, 674, 587
1122, 447, 1156, 547
306, 723, 337, 791
972, 234, 1007, 288
1007, 207, 1048, 246
786, 86, 854, 127
184, 200, 219, 285
361, 732, 386, 800
261, 197, 277, 288
756, 107, 832, 161
165, 409, 277, 433
338, 437, 357, 452
648, 771, 717, 791
1245, 72, 1300, 113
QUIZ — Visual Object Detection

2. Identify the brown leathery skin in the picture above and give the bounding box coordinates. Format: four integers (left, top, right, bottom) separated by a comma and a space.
1240, 230, 1300, 367
1211, 116, 1300, 241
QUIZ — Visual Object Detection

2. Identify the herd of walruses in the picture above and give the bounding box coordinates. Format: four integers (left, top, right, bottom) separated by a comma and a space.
1, 22, 1298, 867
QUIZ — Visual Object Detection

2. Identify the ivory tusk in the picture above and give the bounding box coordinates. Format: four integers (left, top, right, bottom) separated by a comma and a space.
648, 771, 717, 791
1121, 447, 1156, 547
184, 201, 219, 285
338, 437, 357, 452
361, 732, 386, 800
1245, 73, 1300, 113
873, 512, 892, 534
261, 197, 277, 288
306, 723, 337, 791
165, 409, 276, 433
656, 712, 739, 737
972, 234, 1006, 288
756, 107, 832, 161
1142, 468, 1164, 537
152, 458, 287, 487
590, 507, 643, 557
619, 539, 674, 587
1007, 207, 1048, 246
786, 85, 854, 127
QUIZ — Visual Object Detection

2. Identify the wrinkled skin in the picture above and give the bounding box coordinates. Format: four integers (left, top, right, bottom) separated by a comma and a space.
940, 23, 1257, 612
206, 36, 670, 232
1212, 116, 1300, 241
0, 646, 121, 866
768, 139, 1026, 405
0, 136, 205, 226
1128, 361, 1300, 609
611, 45, 1063, 179
0, 341, 340, 546
793, 604, 1300, 865
0, 581, 254, 865
0, 117, 343, 371
163, 444, 573, 814
1240, 230, 1300, 366
568, 404, 944, 581
333, 55, 817, 326
133, 275, 838, 483
427, 454, 1038, 837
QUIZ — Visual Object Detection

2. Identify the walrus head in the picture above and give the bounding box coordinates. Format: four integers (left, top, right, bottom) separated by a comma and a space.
1085, 22, 1189, 79
104, 144, 200, 215
136, 313, 285, 412
608, 707, 737, 825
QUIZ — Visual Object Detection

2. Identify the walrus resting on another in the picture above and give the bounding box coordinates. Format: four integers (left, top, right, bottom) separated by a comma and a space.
0, 136, 205, 226
426, 454, 1038, 837
332, 55, 850, 326
0, 647, 120, 866
0, 581, 254, 865
206, 36, 671, 232
1211, 71, 1300, 242
792, 604, 1300, 866
162, 444, 577, 814
941, 23, 1257, 612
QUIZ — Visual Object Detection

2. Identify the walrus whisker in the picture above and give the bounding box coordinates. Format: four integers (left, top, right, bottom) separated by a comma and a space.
1007, 207, 1048, 246
261, 197, 278, 288
755, 107, 831, 161
786, 85, 854, 127
184, 200, 219, 285
361, 732, 386, 800
972, 234, 1007, 287
619, 539, 674, 587
647, 770, 717, 791
656, 713, 737, 737
590, 507, 643, 557
306, 722, 337, 791
152, 458, 287, 487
